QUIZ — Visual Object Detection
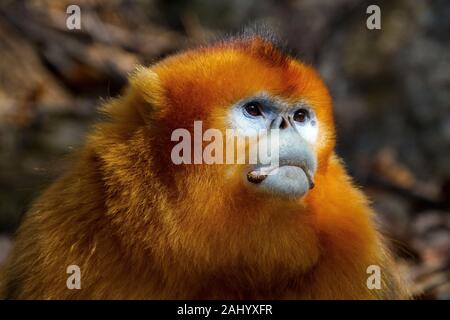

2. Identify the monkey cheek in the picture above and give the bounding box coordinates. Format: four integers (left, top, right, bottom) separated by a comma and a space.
249, 166, 311, 199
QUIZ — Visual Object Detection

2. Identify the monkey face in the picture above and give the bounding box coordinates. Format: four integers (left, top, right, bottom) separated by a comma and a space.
229, 94, 318, 198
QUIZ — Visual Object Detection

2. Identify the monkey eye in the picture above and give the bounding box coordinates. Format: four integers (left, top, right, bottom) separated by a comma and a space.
293, 109, 309, 123
243, 102, 263, 117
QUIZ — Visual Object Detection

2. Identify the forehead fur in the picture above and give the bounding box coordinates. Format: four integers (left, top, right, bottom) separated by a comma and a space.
151, 36, 332, 131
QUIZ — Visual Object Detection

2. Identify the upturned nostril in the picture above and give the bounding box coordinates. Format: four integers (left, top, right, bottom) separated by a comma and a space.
271, 116, 289, 129
279, 117, 289, 129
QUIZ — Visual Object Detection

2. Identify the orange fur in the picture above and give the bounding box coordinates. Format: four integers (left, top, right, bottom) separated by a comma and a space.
0, 36, 409, 299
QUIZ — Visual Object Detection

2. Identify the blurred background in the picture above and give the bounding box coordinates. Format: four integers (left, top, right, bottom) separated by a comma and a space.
0, 0, 449, 299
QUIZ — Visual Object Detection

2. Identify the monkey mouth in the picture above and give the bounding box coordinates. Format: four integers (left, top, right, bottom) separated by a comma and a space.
247, 165, 315, 189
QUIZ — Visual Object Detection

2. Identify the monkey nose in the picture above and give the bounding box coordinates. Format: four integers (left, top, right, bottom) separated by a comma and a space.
270, 116, 289, 130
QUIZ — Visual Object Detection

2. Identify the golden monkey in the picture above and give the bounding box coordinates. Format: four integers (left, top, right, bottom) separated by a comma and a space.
0, 31, 409, 299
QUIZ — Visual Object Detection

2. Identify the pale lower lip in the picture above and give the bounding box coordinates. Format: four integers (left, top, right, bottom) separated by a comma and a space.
247, 165, 315, 189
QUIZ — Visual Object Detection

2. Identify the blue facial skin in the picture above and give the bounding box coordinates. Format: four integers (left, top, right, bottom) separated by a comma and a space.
230, 94, 317, 199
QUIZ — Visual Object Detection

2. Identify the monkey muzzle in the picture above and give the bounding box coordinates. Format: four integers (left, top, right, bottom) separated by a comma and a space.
247, 163, 315, 189
245, 130, 317, 198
